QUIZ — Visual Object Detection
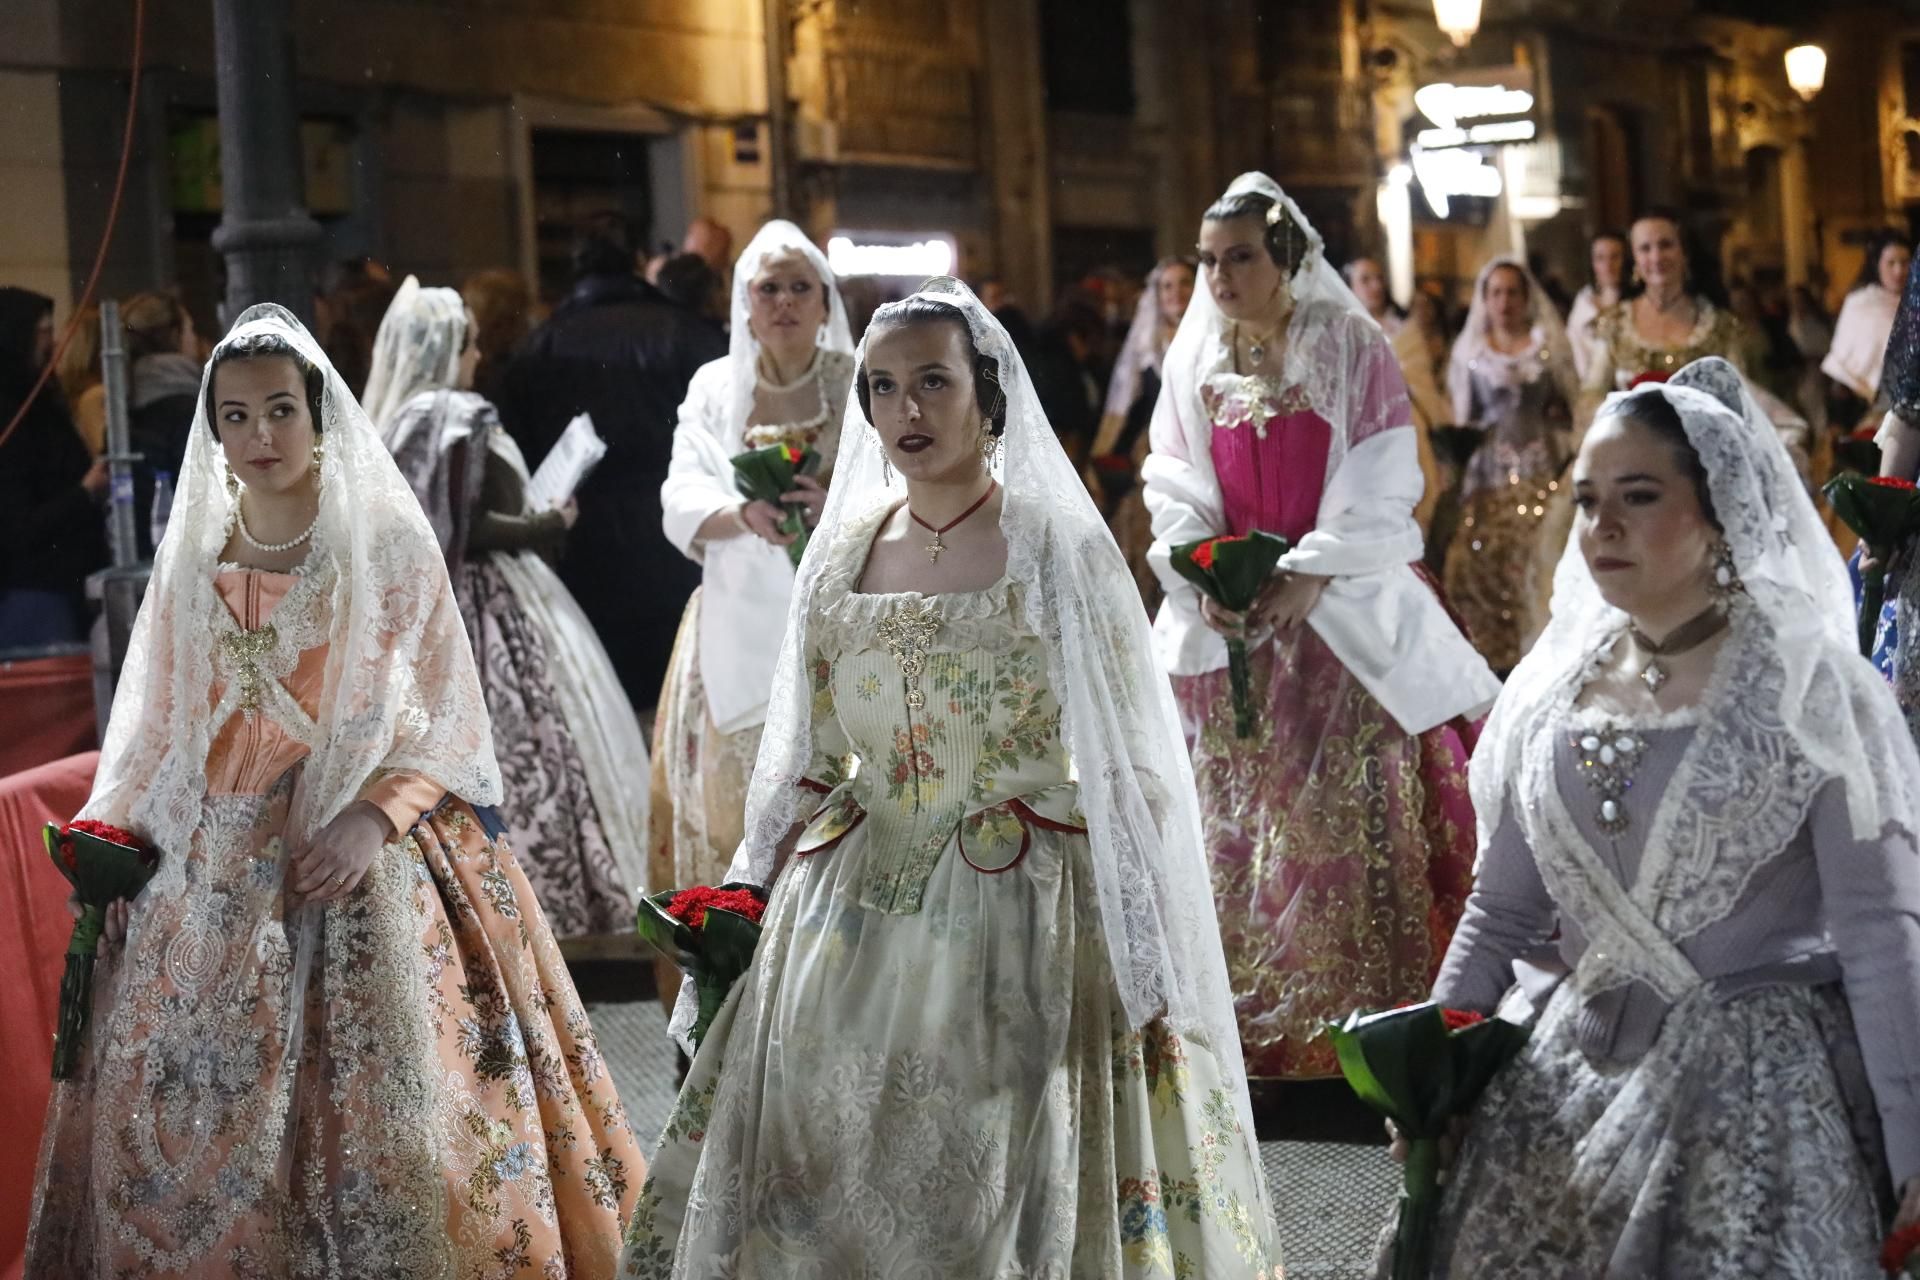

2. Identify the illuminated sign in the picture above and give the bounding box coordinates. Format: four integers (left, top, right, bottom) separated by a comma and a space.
1411, 70, 1536, 152
827, 235, 956, 278
1410, 147, 1502, 219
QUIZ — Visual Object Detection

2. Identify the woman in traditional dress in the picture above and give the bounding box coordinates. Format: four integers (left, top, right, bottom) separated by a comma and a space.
27, 305, 642, 1277
1584, 210, 1810, 467
1825, 229, 1912, 433
1087, 255, 1196, 607
1858, 261, 1920, 742
365, 277, 652, 939
1392, 289, 1453, 542
1566, 229, 1626, 384
620, 278, 1279, 1278
651, 221, 854, 904
1442, 256, 1577, 673
1141, 173, 1500, 1081
1399, 356, 1920, 1276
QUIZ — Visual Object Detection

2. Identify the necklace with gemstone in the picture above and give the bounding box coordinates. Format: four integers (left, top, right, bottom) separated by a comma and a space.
1627, 604, 1728, 694
1230, 319, 1284, 369
235, 497, 320, 554
908, 479, 996, 564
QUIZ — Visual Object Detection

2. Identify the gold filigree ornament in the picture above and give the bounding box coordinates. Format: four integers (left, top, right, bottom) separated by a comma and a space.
875, 599, 941, 711
222, 623, 280, 715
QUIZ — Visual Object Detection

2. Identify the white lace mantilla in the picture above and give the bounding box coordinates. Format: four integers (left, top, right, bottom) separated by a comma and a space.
1512, 607, 1838, 1003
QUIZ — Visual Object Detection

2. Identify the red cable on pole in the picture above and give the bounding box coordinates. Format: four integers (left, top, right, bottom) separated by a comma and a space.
0, 0, 146, 453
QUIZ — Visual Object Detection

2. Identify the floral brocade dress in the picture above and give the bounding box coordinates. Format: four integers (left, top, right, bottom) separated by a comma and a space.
621, 507, 1279, 1280
28, 564, 642, 1278
1171, 372, 1478, 1080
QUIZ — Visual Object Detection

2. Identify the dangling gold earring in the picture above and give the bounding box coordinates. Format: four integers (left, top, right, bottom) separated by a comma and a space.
226, 463, 240, 500
882, 454, 894, 486
312, 438, 325, 472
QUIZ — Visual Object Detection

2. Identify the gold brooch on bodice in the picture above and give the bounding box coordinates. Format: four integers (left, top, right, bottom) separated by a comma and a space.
875, 599, 940, 711
222, 624, 279, 715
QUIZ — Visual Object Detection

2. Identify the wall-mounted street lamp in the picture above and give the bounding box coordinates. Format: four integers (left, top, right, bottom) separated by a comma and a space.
1432, 0, 1482, 48
1785, 44, 1827, 102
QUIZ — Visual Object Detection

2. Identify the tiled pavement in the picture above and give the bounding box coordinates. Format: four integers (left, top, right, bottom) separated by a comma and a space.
580, 971, 1398, 1279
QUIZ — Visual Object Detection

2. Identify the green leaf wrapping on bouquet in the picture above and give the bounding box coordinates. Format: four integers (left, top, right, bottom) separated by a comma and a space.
1168, 531, 1291, 737
1823, 473, 1920, 655
1326, 1003, 1530, 1280
43, 822, 160, 1080
633, 882, 768, 1051
732, 442, 822, 568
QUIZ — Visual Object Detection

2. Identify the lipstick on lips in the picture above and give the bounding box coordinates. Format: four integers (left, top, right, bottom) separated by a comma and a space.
1590, 556, 1633, 572
896, 433, 934, 454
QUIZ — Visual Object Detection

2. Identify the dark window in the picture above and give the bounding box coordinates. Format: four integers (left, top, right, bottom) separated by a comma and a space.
1039, 0, 1135, 116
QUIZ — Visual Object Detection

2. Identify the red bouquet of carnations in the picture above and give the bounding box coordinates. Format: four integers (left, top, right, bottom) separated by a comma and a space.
1327, 1002, 1530, 1280
1885, 1222, 1920, 1276
634, 882, 770, 1050
732, 442, 821, 567
42, 818, 159, 1079
1168, 530, 1291, 737
1824, 473, 1920, 655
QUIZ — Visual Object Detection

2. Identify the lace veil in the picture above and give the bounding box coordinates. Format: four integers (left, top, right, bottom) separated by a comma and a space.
360, 275, 468, 446
1449, 255, 1577, 403
1475, 356, 1917, 991
711, 277, 1261, 1148
81, 302, 502, 868
722, 219, 855, 431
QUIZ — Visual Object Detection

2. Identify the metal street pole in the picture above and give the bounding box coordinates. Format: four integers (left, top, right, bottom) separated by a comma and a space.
763, 0, 792, 217
209, 0, 323, 326
87, 301, 149, 737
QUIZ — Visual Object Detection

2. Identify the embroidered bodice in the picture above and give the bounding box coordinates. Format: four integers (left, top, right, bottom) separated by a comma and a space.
208, 566, 329, 795
741, 348, 853, 461
207, 565, 442, 825
1199, 369, 1330, 544
796, 510, 1084, 915
1593, 297, 1742, 387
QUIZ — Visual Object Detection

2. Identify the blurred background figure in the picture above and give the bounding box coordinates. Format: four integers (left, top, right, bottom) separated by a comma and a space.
367, 278, 652, 940
1442, 257, 1576, 674
120, 291, 205, 558
652, 252, 727, 335
55, 304, 104, 457
1022, 289, 1107, 468
313, 256, 396, 400
1789, 283, 1835, 428
1566, 229, 1627, 382
496, 213, 726, 712
681, 215, 735, 274
1823, 228, 1912, 434
0, 288, 107, 649
461, 267, 535, 406
1393, 287, 1454, 541
1342, 255, 1403, 337
1087, 255, 1195, 606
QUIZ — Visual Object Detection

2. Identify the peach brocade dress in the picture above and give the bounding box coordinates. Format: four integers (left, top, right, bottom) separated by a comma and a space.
27, 566, 642, 1278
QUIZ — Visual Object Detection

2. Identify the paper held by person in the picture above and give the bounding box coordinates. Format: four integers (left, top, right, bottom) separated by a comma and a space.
525, 412, 606, 510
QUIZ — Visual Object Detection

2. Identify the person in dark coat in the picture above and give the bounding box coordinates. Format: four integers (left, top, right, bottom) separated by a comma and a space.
495, 218, 728, 711
0, 287, 108, 648
121, 290, 204, 557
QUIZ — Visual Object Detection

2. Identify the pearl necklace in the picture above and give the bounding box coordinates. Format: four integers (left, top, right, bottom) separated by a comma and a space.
235, 498, 320, 553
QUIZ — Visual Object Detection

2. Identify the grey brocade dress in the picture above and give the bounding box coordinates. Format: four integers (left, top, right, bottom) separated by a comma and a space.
1399, 686, 1920, 1278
